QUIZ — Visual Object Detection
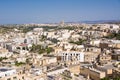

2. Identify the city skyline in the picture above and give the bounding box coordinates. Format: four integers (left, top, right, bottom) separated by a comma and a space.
0, 0, 120, 24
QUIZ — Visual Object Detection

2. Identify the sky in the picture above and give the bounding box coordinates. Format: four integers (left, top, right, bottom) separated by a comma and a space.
0, 0, 120, 24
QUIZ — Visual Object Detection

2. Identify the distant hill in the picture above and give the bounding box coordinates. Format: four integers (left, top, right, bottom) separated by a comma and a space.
65, 20, 120, 24
81, 20, 120, 24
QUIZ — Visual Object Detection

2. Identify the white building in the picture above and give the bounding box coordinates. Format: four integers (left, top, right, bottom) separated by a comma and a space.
33, 28, 43, 32
60, 51, 84, 62
16, 57, 26, 63
0, 67, 16, 78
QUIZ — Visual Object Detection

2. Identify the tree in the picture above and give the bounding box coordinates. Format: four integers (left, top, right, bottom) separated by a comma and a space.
101, 77, 109, 80
0, 57, 7, 61
104, 33, 120, 40
46, 47, 54, 54
15, 61, 25, 66
50, 38, 59, 43
69, 39, 86, 45
30, 44, 54, 54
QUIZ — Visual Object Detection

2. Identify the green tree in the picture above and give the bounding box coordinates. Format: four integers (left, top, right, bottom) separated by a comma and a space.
46, 47, 54, 54
69, 39, 86, 45
15, 61, 25, 66
104, 33, 120, 40
101, 77, 109, 80
30, 44, 54, 54
0, 57, 7, 61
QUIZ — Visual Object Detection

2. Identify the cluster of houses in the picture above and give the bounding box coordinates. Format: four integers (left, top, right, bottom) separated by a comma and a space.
0, 23, 120, 80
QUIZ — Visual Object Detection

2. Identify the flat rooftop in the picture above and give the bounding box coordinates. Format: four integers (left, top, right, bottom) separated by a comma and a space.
0, 67, 12, 72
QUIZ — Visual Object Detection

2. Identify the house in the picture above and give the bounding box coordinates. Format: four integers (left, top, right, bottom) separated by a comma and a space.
69, 64, 80, 75
0, 67, 25, 80
96, 64, 114, 77
97, 54, 111, 65
84, 52, 99, 63
59, 51, 84, 65
80, 66, 105, 80
31, 56, 57, 66
0, 47, 13, 58
111, 49, 120, 61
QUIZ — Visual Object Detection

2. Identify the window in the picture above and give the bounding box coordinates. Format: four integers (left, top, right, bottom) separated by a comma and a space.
7, 78, 11, 80
22, 76, 24, 79
13, 76, 17, 79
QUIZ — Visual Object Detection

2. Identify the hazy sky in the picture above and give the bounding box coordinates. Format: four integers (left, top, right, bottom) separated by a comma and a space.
0, 0, 120, 24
